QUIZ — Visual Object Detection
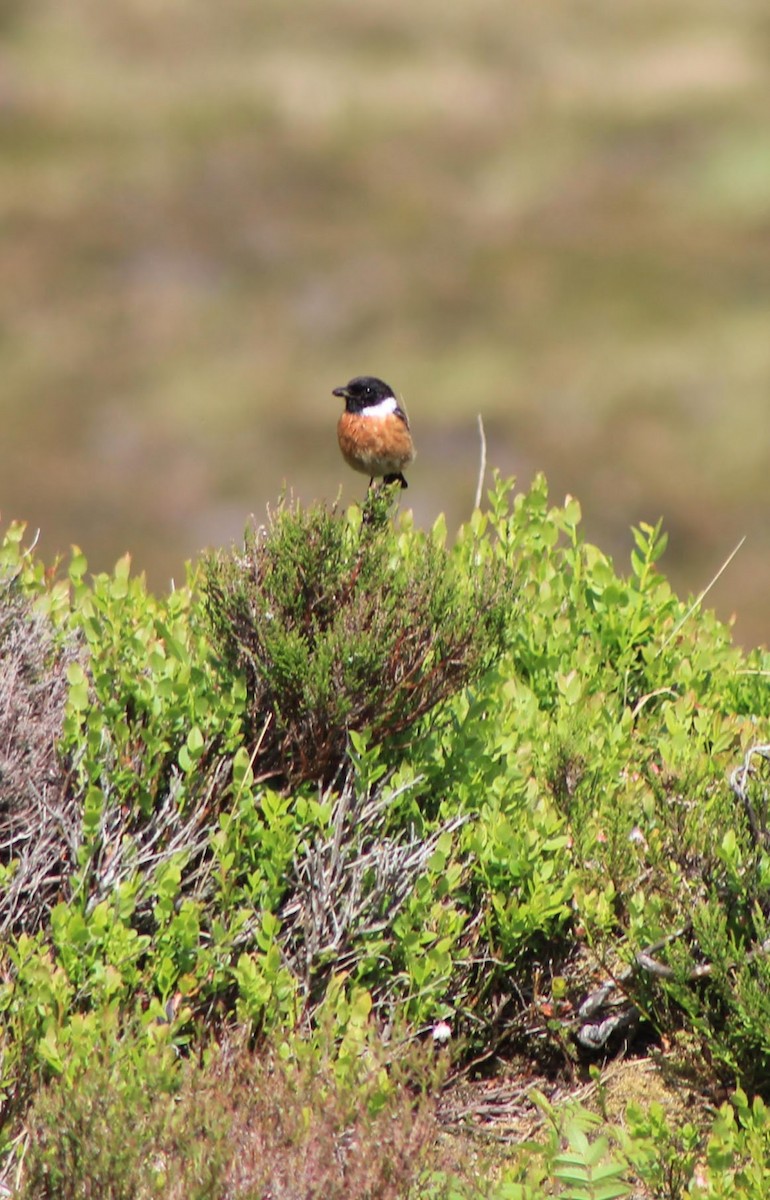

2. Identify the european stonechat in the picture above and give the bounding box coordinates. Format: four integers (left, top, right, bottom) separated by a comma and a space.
333, 375, 415, 489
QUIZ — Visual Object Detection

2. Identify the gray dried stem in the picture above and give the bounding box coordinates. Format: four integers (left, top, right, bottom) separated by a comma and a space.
0, 580, 80, 934
730, 741, 770, 850
280, 769, 472, 991
73, 758, 230, 917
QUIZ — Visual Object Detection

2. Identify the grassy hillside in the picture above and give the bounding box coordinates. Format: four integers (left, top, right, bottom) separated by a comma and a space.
2, 480, 770, 1195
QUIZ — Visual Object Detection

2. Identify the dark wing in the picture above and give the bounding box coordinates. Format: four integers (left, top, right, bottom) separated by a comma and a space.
393, 404, 410, 430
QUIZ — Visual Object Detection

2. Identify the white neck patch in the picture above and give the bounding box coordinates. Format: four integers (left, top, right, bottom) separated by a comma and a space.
361, 395, 398, 418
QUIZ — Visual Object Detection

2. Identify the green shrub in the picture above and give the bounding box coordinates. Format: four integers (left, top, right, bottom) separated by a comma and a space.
202, 488, 514, 787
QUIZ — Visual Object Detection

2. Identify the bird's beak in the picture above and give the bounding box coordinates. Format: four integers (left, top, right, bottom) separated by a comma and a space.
332, 385, 348, 398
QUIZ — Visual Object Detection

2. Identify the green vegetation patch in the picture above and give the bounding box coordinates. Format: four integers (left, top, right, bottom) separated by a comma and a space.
1, 475, 770, 1194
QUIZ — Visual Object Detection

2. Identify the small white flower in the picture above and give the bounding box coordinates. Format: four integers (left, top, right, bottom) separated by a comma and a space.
432, 1020, 452, 1045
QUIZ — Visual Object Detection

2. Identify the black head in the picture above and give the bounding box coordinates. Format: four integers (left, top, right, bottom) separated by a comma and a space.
332, 376, 395, 413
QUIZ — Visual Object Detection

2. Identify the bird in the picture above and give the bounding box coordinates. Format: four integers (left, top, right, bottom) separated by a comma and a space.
332, 375, 415, 490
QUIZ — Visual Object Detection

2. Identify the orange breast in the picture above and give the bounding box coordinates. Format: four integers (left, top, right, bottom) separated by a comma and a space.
337, 411, 415, 477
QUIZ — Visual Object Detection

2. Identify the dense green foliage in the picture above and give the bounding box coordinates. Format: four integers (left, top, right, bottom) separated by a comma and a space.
2, 475, 770, 1195
202, 486, 512, 787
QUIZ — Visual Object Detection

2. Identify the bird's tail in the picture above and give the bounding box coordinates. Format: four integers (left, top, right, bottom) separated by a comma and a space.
383, 472, 408, 489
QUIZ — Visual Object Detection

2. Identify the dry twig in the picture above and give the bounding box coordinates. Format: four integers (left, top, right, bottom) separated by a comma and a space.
473, 414, 488, 512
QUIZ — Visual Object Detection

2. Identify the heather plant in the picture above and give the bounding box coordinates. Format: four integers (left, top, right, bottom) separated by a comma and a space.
202, 486, 514, 787
17, 1028, 452, 1200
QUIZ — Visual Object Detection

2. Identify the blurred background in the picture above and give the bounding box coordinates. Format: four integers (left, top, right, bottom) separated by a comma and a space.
1, 0, 769, 644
